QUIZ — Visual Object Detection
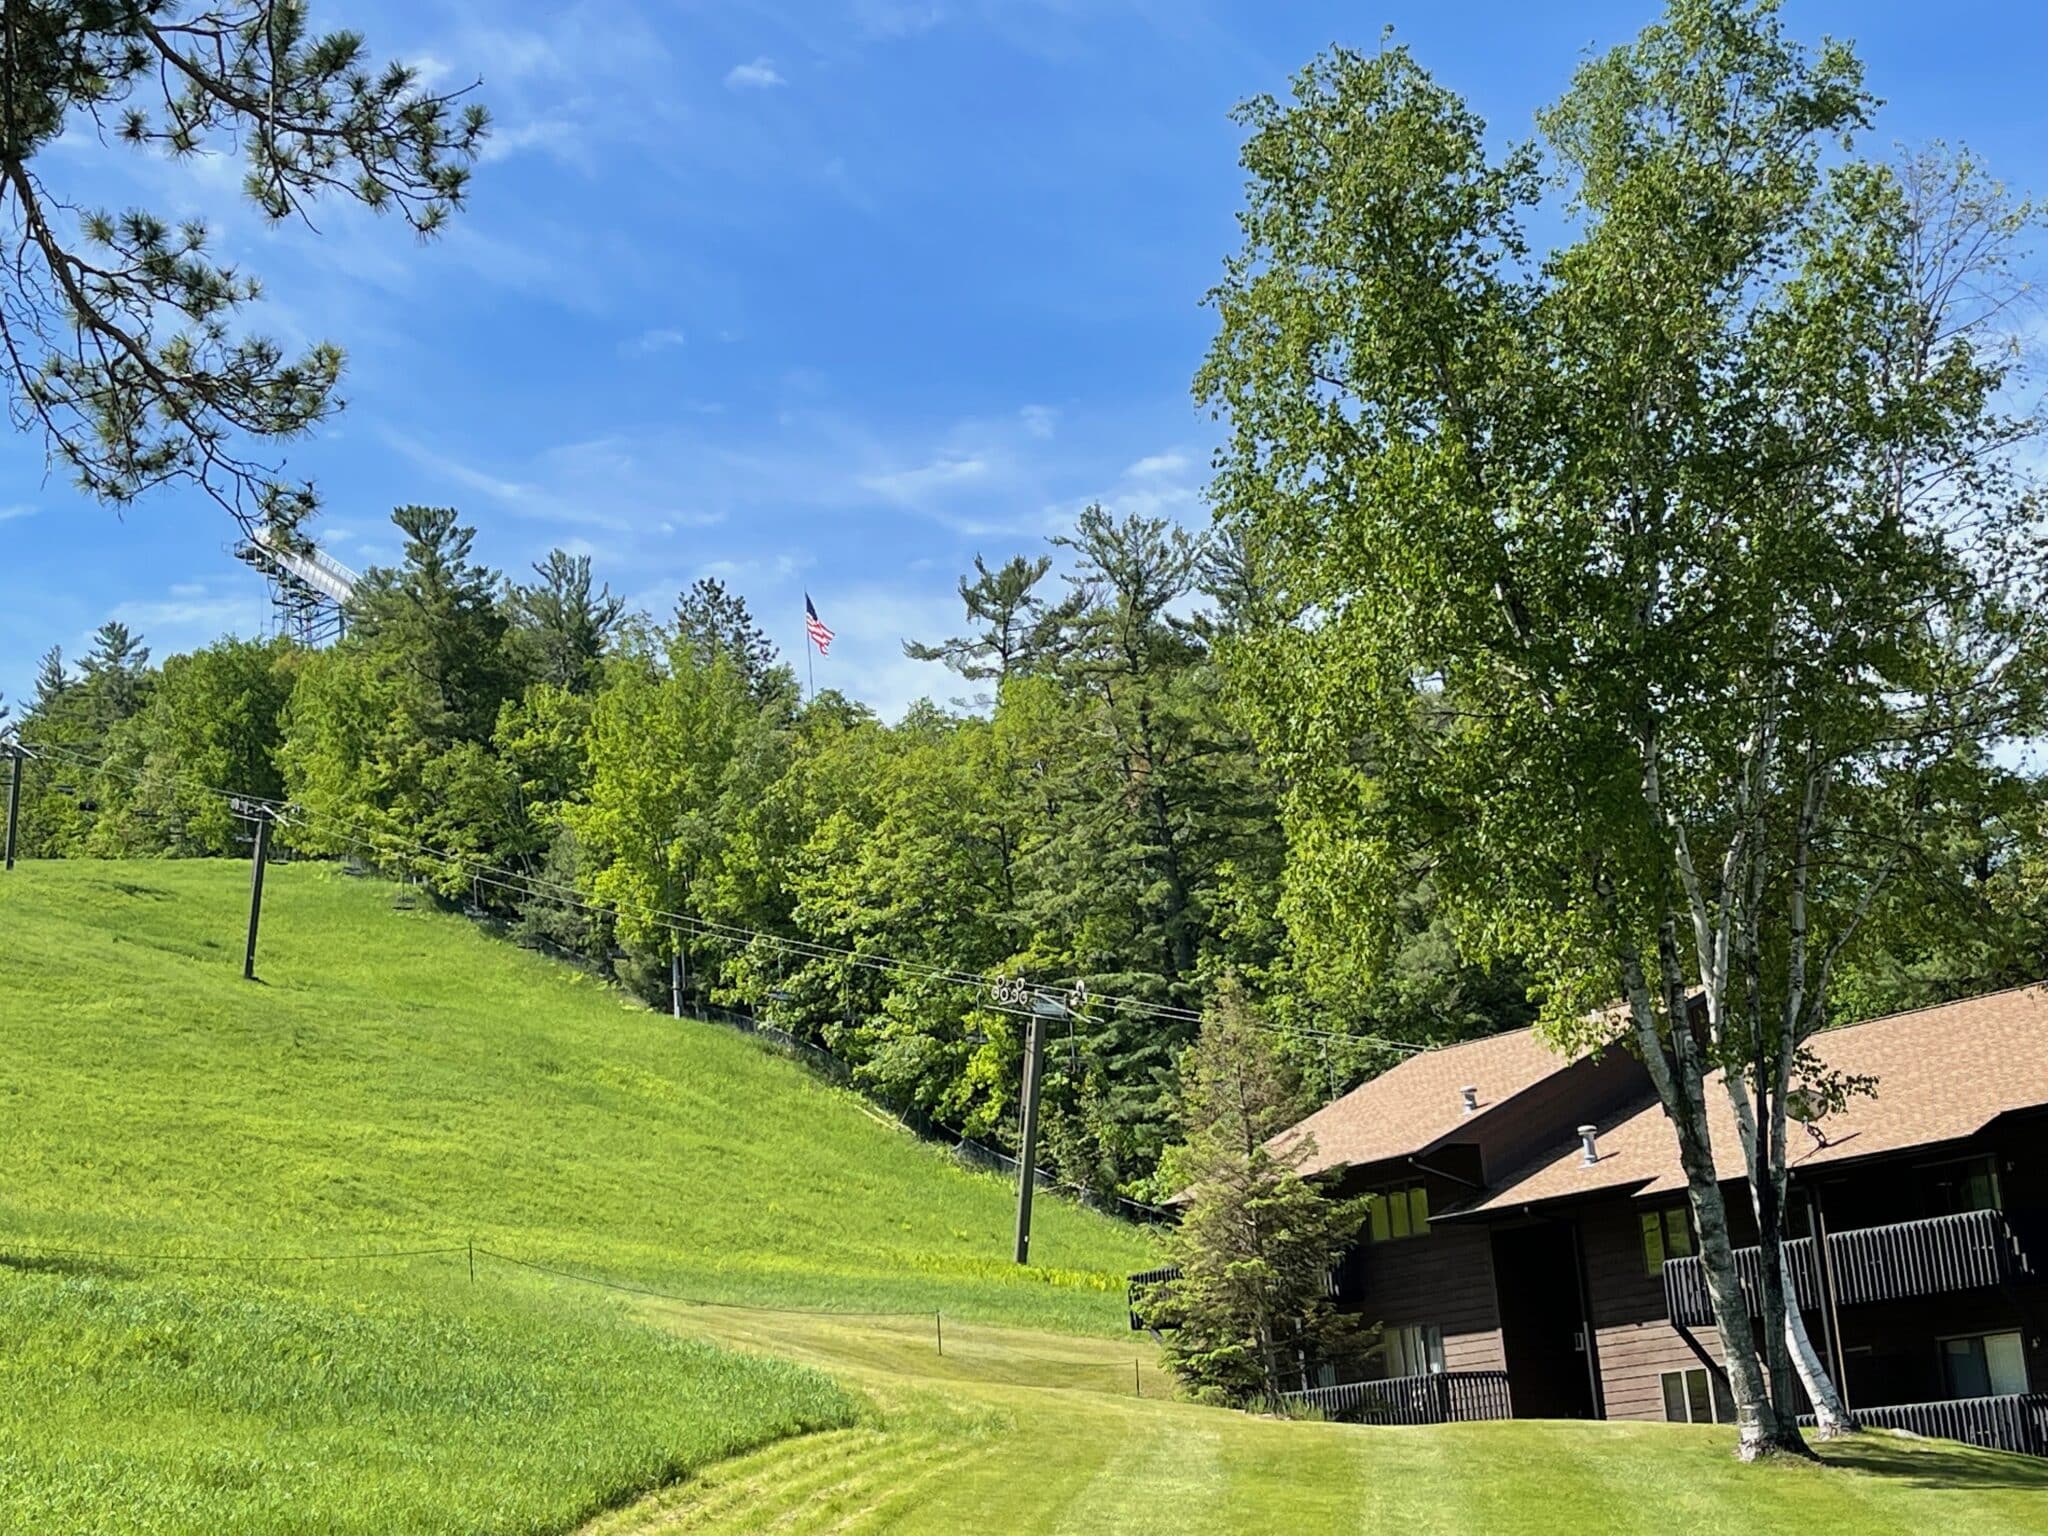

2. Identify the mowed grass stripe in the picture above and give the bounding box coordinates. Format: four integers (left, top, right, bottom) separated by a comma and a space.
619, 1301, 2048, 1536
582, 1427, 982, 1535
0, 1267, 856, 1536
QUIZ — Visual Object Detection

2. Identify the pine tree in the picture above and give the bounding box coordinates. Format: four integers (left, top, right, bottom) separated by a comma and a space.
1145, 986, 1367, 1408
508, 550, 624, 694
348, 506, 515, 744
30, 647, 68, 711
903, 554, 1075, 682
0, 4, 487, 528
78, 622, 152, 722
674, 578, 786, 704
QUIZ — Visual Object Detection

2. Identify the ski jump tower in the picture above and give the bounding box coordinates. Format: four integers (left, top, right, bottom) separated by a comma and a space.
234, 524, 359, 645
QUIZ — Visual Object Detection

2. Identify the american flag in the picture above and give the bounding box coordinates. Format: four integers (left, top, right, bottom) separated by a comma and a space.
804, 594, 834, 655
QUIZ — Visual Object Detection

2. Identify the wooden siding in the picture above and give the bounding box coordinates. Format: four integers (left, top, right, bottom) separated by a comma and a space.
1337, 1213, 1507, 1375
1457, 1048, 1654, 1189
1578, 1200, 1722, 1421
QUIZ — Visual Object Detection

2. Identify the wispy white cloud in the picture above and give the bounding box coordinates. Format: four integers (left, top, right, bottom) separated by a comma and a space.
477, 116, 593, 169
860, 454, 989, 503
820, 155, 878, 214
1097, 443, 1205, 525
624, 325, 688, 357
379, 426, 728, 539
0, 502, 37, 522
383, 430, 547, 513
725, 57, 787, 90
1125, 450, 1187, 479
407, 51, 455, 90
1018, 404, 1058, 439
107, 588, 267, 648
854, 1, 948, 39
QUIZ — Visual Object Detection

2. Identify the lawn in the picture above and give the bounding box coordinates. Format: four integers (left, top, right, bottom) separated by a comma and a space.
596, 1305, 2048, 1536
6, 858, 2043, 1536
0, 859, 1156, 1532
0, 1265, 852, 1535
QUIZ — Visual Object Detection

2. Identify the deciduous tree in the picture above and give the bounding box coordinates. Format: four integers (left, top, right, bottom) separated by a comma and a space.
1201, 1, 2046, 1456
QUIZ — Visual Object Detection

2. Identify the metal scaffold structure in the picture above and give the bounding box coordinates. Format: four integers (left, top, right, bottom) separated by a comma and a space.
234, 524, 359, 645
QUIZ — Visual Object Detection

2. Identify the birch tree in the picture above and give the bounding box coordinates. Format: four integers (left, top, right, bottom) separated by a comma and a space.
1201, 0, 2047, 1459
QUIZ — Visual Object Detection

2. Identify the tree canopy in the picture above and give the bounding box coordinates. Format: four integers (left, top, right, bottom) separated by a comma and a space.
6, 499, 1555, 1203
1201, 0, 2046, 1455
0, 2, 486, 528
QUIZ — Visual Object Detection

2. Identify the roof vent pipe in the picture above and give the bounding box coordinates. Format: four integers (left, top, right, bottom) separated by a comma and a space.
1460, 1086, 1479, 1115
1578, 1124, 1600, 1166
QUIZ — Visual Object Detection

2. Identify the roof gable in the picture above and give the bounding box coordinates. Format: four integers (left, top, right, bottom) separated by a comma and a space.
1272, 1027, 1585, 1178
1466, 983, 2048, 1212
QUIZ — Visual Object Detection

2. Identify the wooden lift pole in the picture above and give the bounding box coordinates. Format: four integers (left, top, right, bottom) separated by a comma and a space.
1013, 1002, 1045, 1265
242, 808, 272, 982
3, 744, 22, 872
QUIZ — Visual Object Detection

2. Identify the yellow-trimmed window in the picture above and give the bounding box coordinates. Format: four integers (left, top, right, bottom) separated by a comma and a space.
1366, 1183, 1431, 1242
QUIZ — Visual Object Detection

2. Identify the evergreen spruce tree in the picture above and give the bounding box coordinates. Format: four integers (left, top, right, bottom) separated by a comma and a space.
1146, 985, 1366, 1407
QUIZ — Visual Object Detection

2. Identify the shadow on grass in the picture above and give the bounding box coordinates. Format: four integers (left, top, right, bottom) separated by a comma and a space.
100, 879, 172, 900
0, 1252, 137, 1280
1820, 1431, 2048, 1492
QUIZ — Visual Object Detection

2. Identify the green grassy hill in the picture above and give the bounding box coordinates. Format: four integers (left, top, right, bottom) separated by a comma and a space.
5, 859, 2045, 1536
0, 859, 1155, 1532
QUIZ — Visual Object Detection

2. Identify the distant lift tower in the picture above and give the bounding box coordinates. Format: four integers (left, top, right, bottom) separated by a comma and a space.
235, 524, 359, 644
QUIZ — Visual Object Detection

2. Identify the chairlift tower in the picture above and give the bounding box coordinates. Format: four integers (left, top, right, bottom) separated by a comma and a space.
234, 524, 359, 645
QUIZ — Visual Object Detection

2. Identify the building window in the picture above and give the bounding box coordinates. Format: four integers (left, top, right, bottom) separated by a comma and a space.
1920, 1155, 2002, 1217
1660, 1367, 1735, 1424
1370, 1324, 1445, 1380
1640, 1206, 1694, 1276
1940, 1331, 2028, 1399
1366, 1183, 1431, 1242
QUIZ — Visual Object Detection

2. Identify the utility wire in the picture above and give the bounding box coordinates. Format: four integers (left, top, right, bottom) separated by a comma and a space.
20, 738, 1435, 1055
0, 1241, 468, 1265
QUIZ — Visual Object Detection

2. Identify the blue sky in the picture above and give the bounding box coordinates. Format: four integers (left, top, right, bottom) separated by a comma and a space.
4, 0, 2046, 719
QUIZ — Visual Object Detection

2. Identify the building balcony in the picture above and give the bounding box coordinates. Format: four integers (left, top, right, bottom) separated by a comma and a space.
1280, 1370, 1514, 1425
1663, 1208, 2040, 1328
1801, 1393, 2048, 1459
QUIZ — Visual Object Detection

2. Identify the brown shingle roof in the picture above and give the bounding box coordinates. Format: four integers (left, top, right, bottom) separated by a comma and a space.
1465, 983, 2048, 1213
1273, 1027, 1583, 1178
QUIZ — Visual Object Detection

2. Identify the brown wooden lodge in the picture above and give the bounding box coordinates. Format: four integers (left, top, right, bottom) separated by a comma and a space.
1130, 986, 2048, 1456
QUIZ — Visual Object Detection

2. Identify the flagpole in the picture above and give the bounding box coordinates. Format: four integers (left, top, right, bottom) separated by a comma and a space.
806, 637, 815, 703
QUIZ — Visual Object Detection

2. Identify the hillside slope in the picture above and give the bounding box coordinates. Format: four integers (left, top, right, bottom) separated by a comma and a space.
0, 859, 1154, 1322
0, 859, 1155, 1533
